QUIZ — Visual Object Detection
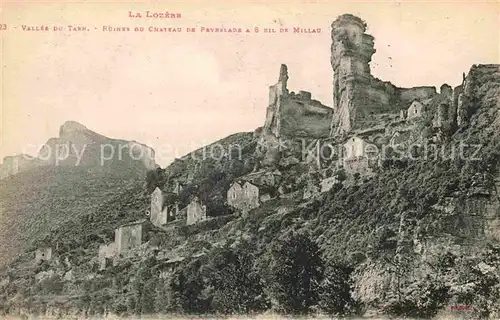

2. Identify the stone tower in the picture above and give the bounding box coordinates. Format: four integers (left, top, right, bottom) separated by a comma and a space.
264, 64, 289, 137
330, 14, 376, 135
261, 63, 333, 141
278, 64, 289, 89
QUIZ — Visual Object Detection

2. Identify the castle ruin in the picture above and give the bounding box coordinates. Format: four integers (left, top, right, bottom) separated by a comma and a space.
261, 14, 462, 142
98, 242, 116, 270
227, 180, 273, 213
186, 197, 207, 226
114, 219, 149, 254
34, 247, 52, 264
150, 187, 169, 227
263, 64, 334, 139
330, 14, 441, 134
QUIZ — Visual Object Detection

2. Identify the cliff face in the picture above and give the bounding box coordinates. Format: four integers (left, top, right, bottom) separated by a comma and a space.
348, 64, 500, 317
352, 187, 500, 317
455, 64, 500, 127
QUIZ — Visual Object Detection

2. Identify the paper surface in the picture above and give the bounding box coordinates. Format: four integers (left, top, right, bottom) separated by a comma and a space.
0, 1, 499, 319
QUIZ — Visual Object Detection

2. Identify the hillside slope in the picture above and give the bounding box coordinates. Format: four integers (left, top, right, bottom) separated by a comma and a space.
0, 65, 498, 318
0, 121, 158, 268
0, 163, 147, 269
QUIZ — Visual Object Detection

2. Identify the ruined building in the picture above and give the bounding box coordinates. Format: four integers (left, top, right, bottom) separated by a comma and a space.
406, 101, 425, 121
150, 187, 169, 227
186, 197, 207, 226
330, 14, 439, 134
114, 219, 149, 254
34, 247, 52, 264
96, 219, 151, 269
263, 64, 333, 139
227, 180, 273, 213
342, 136, 378, 175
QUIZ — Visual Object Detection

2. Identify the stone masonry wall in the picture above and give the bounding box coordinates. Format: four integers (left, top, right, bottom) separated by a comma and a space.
330, 14, 439, 135
187, 198, 207, 225
264, 65, 333, 139
115, 223, 144, 254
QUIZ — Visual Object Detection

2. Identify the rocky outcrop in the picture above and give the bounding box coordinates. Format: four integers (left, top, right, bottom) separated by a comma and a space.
330, 14, 378, 134
454, 64, 500, 127
124, 141, 158, 171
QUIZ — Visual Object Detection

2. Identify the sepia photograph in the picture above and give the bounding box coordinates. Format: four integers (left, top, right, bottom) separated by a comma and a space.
0, 1, 499, 319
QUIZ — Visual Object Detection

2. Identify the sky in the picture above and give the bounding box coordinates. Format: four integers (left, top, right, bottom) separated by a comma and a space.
0, 0, 499, 166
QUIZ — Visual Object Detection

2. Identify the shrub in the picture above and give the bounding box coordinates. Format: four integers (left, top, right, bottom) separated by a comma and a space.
262, 231, 324, 315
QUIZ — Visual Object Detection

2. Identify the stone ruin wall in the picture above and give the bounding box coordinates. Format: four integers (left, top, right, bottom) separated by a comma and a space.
330, 14, 447, 135
261, 14, 467, 140
279, 91, 333, 138
186, 198, 207, 226
115, 223, 144, 254
263, 64, 333, 139
150, 187, 169, 227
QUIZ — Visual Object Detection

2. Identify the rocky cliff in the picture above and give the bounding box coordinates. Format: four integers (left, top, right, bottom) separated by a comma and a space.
455, 64, 500, 127
331, 14, 443, 134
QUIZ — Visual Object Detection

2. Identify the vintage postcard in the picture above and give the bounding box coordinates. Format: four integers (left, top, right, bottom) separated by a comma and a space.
0, 0, 499, 319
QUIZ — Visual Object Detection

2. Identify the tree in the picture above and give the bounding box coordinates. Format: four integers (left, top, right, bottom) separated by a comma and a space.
319, 261, 354, 315
140, 278, 157, 314
263, 231, 324, 314
130, 258, 154, 314
36, 274, 64, 295
202, 245, 268, 315
154, 279, 168, 314
168, 260, 208, 314
145, 167, 167, 193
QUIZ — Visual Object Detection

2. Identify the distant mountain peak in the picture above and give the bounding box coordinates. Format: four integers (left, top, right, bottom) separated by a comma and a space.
59, 120, 90, 138
58, 121, 108, 144
0, 121, 158, 180
60, 120, 88, 132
